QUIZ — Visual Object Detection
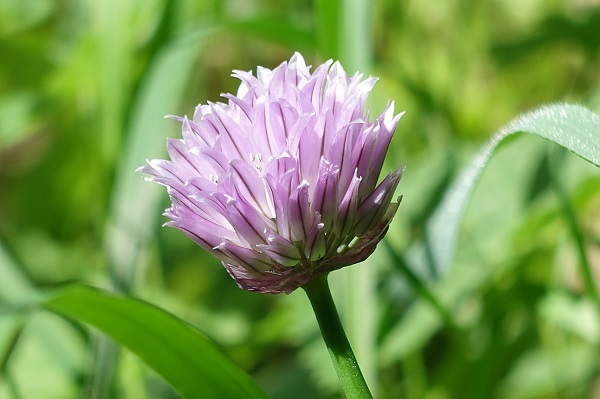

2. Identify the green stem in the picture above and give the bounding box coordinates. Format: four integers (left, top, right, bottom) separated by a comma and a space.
303, 274, 373, 399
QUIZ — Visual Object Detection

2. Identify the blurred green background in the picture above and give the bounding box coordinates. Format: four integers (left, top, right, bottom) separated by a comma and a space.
1, 0, 600, 398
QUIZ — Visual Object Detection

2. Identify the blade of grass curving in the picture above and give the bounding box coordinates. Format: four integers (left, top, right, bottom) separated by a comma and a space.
104, 22, 215, 292
99, 19, 215, 399
44, 284, 268, 399
426, 103, 600, 276
381, 104, 600, 364
94, 0, 130, 164
548, 146, 600, 317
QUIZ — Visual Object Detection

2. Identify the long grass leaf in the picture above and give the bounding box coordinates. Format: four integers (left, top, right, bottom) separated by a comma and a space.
97, 20, 215, 399
548, 146, 600, 317
104, 24, 215, 292
382, 103, 600, 364
426, 103, 600, 275
44, 284, 268, 399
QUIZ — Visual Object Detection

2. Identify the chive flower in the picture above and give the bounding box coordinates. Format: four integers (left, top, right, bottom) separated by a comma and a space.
141, 53, 403, 294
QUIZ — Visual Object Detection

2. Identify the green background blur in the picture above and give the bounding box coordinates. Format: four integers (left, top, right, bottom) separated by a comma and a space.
1, 0, 600, 398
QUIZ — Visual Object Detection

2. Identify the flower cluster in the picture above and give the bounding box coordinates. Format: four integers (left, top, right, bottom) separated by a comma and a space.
141, 53, 403, 294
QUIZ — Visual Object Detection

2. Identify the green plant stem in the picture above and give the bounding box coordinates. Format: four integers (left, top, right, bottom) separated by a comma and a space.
303, 274, 373, 399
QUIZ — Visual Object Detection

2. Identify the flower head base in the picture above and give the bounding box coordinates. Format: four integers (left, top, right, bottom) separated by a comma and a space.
141, 53, 403, 294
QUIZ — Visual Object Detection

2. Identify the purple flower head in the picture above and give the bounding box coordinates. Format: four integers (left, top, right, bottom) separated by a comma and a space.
141, 53, 404, 294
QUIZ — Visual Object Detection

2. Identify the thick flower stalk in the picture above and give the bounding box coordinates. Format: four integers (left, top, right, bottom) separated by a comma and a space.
141, 53, 403, 294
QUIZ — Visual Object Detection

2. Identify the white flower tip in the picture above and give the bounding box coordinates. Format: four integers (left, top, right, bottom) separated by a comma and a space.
380, 102, 405, 130
289, 52, 308, 70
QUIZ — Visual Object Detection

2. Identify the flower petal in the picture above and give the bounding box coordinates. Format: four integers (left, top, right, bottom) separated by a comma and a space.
334, 170, 362, 237
311, 158, 339, 230
288, 180, 312, 242
214, 240, 273, 273
354, 168, 403, 236
305, 214, 326, 262
226, 197, 271, 247
229, 159, 275, 218
142, 53, 405, 294
257, 232, 302, 267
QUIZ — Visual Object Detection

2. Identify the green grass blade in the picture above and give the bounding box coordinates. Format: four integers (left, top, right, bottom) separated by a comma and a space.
382, 104, 600, 361
104, 23, 215, 292
44, 285, 268, 399
426, 103, 600, 275
93, 0, 130, 164
548, 146, 600, 316
97, 22, 216, 399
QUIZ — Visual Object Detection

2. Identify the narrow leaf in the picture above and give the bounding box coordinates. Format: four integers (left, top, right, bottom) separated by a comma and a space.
381, 104, 600, 361
44, 285, 268, 399
426, 103, 600, 274
104, 23, 215, 291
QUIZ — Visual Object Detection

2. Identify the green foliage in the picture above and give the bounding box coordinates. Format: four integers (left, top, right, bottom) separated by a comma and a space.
44, 284, 268, 399
1, 0, 600, 398
426, 104, 600, 275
